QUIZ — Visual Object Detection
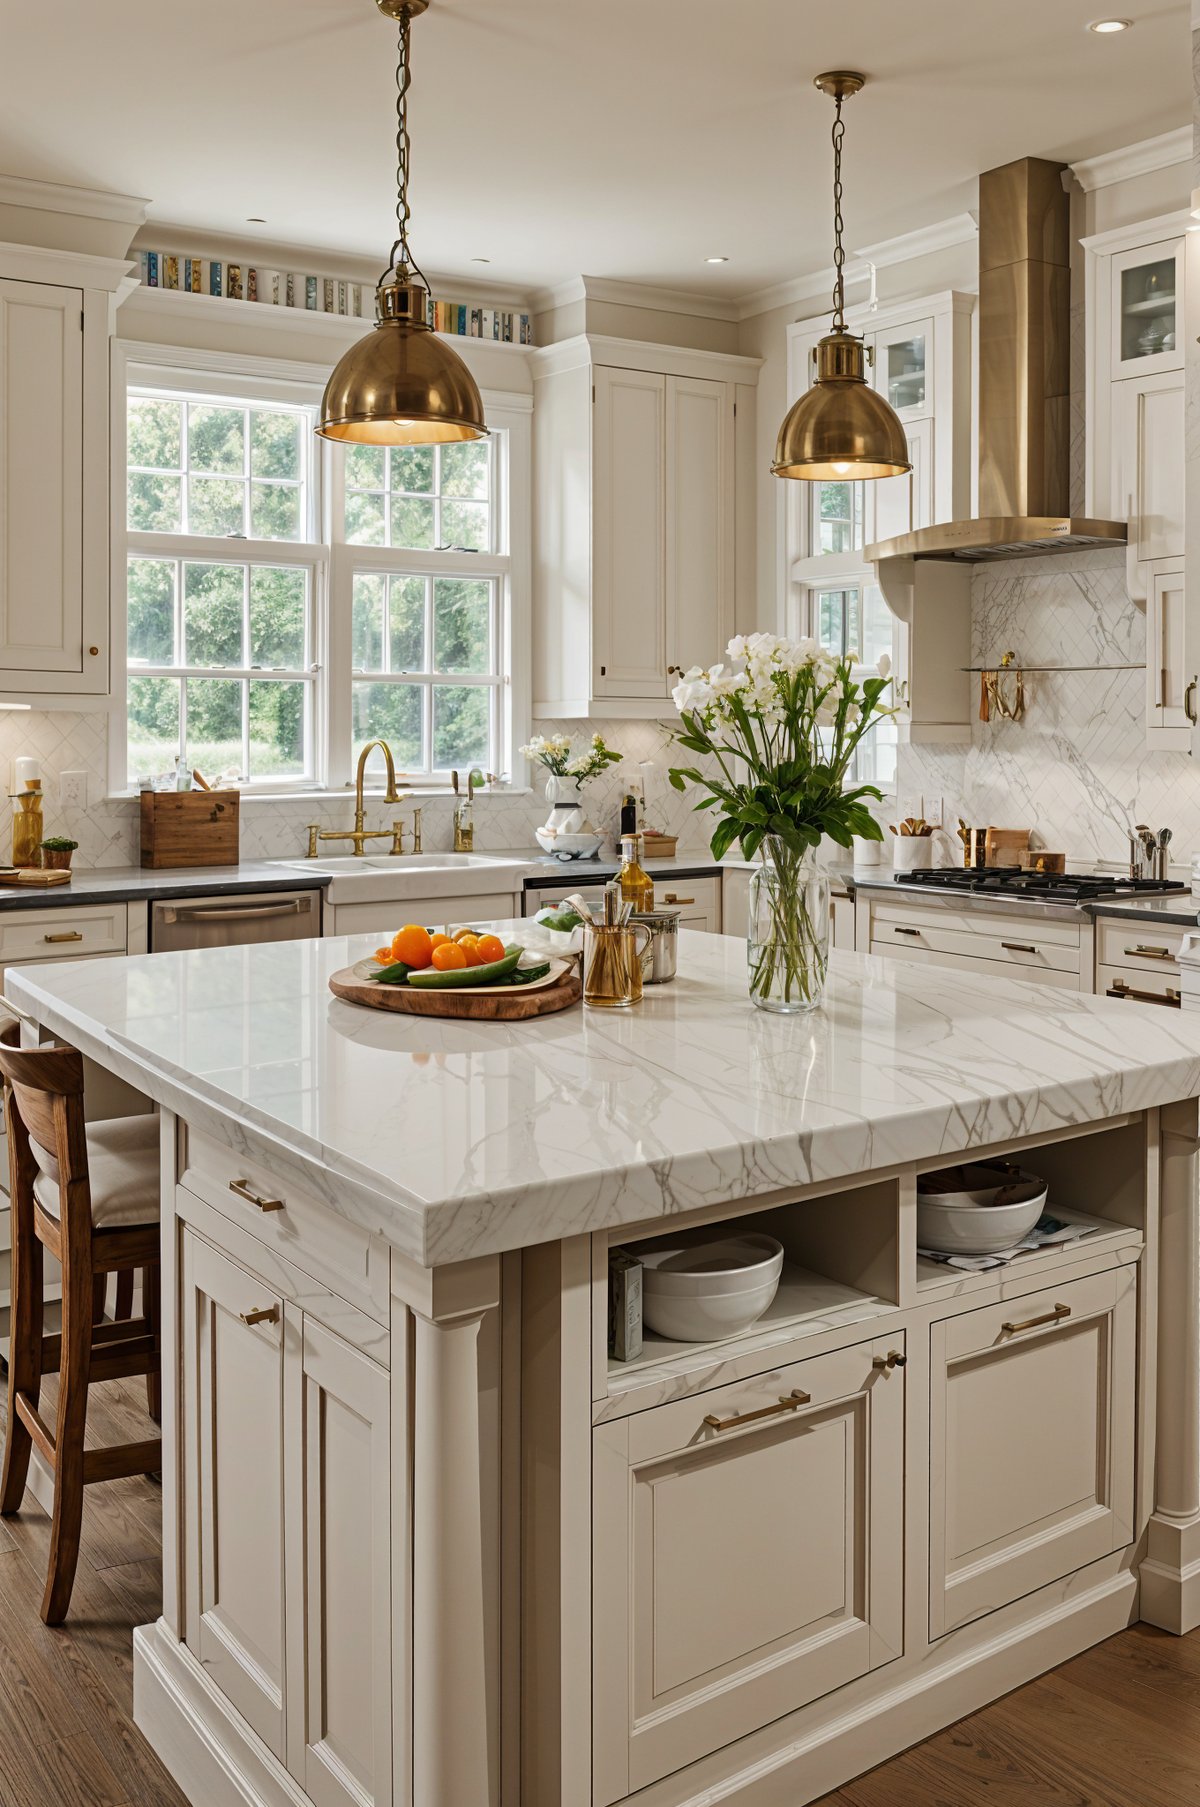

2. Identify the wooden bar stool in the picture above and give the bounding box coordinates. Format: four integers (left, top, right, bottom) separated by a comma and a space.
0, 1022, 162, 1624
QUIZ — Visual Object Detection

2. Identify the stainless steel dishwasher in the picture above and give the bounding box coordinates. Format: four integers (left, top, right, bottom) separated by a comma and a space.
150, 888, 321, 951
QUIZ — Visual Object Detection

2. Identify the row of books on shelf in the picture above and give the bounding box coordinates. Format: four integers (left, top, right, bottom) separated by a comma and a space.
133, 252, 534, 343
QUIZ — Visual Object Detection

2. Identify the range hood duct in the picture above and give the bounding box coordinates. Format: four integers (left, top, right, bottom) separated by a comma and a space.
867, 157, 1126, 563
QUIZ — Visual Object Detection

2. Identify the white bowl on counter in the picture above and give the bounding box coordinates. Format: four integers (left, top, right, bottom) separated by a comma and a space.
535, 827, 605, 860
639, 1232, 784, 1342
916, 1162, 1047, 1255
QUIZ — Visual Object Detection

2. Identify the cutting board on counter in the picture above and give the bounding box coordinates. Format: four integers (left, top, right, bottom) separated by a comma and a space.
328, 959, 582, 1021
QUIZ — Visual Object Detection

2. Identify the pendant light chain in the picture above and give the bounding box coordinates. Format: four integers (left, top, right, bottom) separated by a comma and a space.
385, 5, 429, 291
830, 93, 847, 330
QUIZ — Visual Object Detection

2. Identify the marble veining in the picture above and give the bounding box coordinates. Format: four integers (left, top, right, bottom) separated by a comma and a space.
13, 930, 1200, 1268
900, 548, 1200, 870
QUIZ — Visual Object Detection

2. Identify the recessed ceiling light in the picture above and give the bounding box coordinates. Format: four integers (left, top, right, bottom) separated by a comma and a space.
1088, 17, 1131, 31
472, 256, 491, 264
705, 255, 730, 264
246, 216, 267, 224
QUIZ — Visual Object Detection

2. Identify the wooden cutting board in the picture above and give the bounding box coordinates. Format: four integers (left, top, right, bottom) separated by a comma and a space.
328, 963, 582, 1020
0, 868, 72, 887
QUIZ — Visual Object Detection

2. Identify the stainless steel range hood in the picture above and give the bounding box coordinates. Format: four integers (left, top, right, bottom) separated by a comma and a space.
867, 158, 1126, 564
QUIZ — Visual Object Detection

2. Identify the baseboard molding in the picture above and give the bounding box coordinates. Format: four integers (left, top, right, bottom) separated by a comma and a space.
134, 1621, 309, 1807
1139, 1511, 1200, 1635
653, 1570, 1137, 1807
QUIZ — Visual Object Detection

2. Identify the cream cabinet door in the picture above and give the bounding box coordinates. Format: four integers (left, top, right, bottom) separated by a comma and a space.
286, 1317, 392, 1807
325, 891, 519, 938
665, 375, 734, 677
592, 1337, 904, 1802
1147, 558, 1189, 749
869, 414, 933, 547
182, 1230, 288, 1760
1115, 368, 1184, 572
592, 365, 668, 699
929, 1266, 1135, 1640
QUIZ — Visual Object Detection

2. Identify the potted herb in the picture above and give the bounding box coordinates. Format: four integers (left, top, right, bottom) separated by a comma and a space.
669, 634, 893, 1013
40, 836, 78, 872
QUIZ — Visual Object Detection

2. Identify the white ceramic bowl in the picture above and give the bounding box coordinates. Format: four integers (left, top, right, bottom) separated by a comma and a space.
917, 1163, 1048, 1255
535, 827, 604, 860
639, 1233, 784, 1342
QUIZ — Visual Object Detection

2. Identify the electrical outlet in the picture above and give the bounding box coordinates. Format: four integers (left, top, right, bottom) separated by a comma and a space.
923, 794, 944, 828
60, 771, 87, 811
897, 792, 922, 824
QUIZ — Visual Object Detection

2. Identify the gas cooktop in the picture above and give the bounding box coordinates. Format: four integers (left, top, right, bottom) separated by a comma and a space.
895, 867, 1189, 907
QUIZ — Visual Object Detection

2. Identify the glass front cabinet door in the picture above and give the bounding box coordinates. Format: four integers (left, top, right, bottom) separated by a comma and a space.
872, 318, 933, 418
1111, 240, 1184, 379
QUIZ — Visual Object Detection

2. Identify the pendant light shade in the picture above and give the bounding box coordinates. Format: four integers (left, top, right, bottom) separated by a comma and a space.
772, 329, 911, 480
317, 1, 488, 447
773, 73, 910, 484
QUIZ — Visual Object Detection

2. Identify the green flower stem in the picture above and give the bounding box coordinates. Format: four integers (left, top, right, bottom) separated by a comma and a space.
749, 843, 828, 1009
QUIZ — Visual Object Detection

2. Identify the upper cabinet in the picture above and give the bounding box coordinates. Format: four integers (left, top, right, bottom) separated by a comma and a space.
1083, 213, 1190, 751
0, 244, 127, 702
530, 335, 759, 717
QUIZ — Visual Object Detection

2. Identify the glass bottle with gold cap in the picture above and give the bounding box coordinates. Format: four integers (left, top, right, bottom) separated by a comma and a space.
618, 834, 654, 914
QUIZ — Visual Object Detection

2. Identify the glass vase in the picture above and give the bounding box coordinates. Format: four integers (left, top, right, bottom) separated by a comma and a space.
747, 839, 830, 1013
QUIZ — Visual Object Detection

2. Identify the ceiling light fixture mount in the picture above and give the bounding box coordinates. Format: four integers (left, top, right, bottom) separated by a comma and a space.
772, 70, 910, 483
317, 0, 487, 446
1088, 17, 1132, 30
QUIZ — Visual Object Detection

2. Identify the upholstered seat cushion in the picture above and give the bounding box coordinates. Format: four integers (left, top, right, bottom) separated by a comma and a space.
30, 1113, 160, 1230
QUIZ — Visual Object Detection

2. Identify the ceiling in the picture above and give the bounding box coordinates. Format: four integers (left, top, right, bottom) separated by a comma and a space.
0, 0, 1188, 302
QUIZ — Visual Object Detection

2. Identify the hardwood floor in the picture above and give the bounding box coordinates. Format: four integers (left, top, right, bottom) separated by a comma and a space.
0, 1370, 187, 1807
1, 1373, 1200, 1807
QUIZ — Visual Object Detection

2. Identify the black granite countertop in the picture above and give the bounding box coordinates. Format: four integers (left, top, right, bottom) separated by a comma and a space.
0, 861, 328, 913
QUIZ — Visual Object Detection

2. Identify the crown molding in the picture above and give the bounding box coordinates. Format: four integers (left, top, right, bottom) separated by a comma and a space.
528, 332, 760, 385
0, 172, 149, 225
734, 213, 979, 321
0, 238, 134, 291
1069, 127, 1191, 193
531, 273, 740, 323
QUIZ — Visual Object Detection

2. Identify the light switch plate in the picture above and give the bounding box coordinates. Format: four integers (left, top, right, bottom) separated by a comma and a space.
923, 794, 944, 828
60, 771, 87, 811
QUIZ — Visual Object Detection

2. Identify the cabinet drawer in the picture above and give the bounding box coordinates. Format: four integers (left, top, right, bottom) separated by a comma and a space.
657, 876, 720, 929
871, 906, 1080, 975
0, 902, 126, 963
1095, 916, 1186, 974
592, 1335, 904, 1802
929, 1267, 1136, 1639
1097, 963, 1181, 1009
328, 891, 518, 938
179, 1125, 390, 1327
871, 936, 1080, 990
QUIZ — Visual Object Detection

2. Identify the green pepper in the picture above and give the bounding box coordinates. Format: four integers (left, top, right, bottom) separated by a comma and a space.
372, 961, 412, 985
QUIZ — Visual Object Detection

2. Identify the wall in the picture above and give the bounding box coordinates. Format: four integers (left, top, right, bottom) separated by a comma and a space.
898, 548, 1200, 871
0, 711, 713, 868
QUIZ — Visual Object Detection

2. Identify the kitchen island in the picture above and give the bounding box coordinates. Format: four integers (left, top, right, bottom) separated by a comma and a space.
10, 930, 1200, 1807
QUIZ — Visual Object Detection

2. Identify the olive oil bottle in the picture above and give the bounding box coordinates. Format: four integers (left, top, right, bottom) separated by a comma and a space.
618, 833, 654, 914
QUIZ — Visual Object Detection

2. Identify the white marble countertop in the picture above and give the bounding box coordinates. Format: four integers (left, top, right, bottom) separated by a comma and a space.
12, 929, 1200, 1269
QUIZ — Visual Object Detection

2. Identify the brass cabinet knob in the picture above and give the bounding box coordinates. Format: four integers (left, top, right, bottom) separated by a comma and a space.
872, 1350, 906, 1370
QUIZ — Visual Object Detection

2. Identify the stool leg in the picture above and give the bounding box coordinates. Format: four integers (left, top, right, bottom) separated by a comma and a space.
0, 1159, 43, 1516
145, 1264, 161, 1425
114, 1270, 134, 1322
41, 1222, 93, 1625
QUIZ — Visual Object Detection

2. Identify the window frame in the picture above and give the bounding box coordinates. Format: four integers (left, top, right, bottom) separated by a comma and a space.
111, 342, 532, 798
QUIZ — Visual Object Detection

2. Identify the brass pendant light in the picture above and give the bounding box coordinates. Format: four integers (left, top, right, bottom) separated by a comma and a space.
317, 0, 488, 446
772, 73, 910, 482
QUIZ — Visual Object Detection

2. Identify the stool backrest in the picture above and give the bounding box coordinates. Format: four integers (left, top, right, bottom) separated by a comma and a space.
0, 1022, 90, 1237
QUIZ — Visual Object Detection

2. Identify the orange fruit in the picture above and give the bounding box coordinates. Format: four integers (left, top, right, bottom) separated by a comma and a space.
373, 946, 392, 964
453, 928, 479, 945
391, 923, 433, 969
475, 934, 505, 964
431, 941, 467, 972
429, 932, 451, 951
461, 943, 485, 966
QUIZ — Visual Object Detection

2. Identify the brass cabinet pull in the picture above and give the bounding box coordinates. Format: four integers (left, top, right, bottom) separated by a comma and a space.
663, 894, 695, 905
893, 925, 920, 937
872, 1350, 907, 1370
1186, 676, 1198, 725
704, 1388, 811, 1433
1002, 1303, 1071, 1335
1106, 979, 1180, 1008
42, 931, 83, 944
1124, 945, 1173, 960
1001, 941, 1038, 954
229, 1178, 285, 1213
239, 1305, 280, 1328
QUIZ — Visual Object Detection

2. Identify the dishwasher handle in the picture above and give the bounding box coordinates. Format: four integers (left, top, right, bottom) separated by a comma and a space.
158, 897, 311, 926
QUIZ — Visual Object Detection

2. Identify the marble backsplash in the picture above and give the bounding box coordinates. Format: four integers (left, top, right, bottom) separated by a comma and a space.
900, 547, 1200, 869
0, 711, 715, 868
